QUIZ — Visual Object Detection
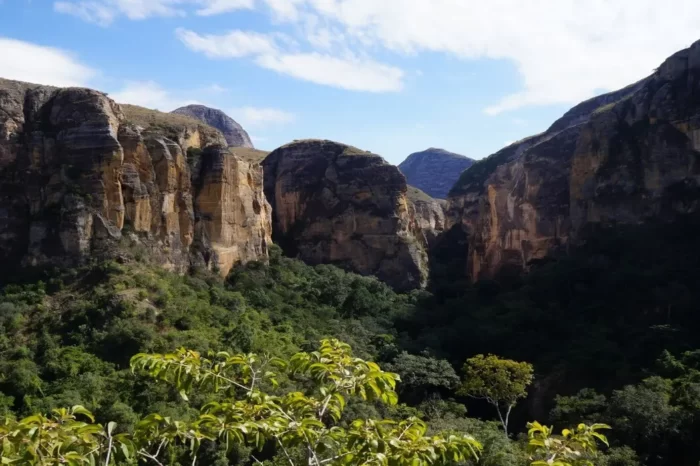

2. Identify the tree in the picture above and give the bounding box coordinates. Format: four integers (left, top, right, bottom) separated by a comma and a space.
0, 339, 610, 466
550, 388, 608, 426
385, 352, 460, 402
458, 354, 533, 436
526, 421, 610, 466
128, 338, 483, 466
0, 405, 133, 465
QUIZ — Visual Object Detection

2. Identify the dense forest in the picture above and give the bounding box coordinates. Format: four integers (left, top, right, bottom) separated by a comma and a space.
2, 213, 700, 465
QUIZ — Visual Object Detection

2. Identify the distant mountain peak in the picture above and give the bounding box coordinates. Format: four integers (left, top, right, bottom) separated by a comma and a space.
398, 148, 475, 199
172, 105, 253, 148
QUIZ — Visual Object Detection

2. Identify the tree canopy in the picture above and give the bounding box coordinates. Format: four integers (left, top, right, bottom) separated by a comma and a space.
458, 354, 533, 435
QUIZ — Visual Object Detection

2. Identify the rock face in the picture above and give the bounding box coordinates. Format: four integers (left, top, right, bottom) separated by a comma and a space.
399, 148, 475, 199
192, 145, 272, 275
0, 78, 271, 277
172, 105, 254, 148
262, 140, 441, 290
406, 186, 446, 246
446, 39, 700, 281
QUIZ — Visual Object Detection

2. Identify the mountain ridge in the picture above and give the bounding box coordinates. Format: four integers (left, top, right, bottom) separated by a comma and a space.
399, 148, 475, 199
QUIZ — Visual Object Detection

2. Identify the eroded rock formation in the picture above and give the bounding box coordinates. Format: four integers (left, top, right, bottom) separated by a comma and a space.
0, 78, 271, 277
262, 139, 441, 290
192, 145, 271, 274
446, 39, 700, 281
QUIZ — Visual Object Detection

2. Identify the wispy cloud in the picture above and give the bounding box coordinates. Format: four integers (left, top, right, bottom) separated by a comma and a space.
274, 0, 700, 114
53, 0, 700, 112
109, 81, 196, 111
54, 0, 254, 25
255, 52, 403, 92
54, 1, 116, 26
178, 28, 404, 92
176, 28, 278, 59
230, 106, 296, 127
196, 0, 254, 16
109, 81, 229, 111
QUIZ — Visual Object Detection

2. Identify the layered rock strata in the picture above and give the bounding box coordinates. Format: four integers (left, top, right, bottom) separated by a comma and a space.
0, 78, 271, 276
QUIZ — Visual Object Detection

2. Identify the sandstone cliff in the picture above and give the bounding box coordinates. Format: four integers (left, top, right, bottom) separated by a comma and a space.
0, 78, 271, 277
399, 148, 475, 199
446, 39, 700, 280
172, 105, 254, 148
262, 140, 442, 290
191, 145, 272, 275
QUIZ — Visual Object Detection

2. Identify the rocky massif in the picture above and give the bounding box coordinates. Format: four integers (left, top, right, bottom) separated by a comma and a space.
0, 78, 271, 277
399, 148, 475, 199
446, 39, 700, 280
262, 140, 444, 290
0, 78, 444, 291
172, 104, 254, 148
4, 40, 700, 291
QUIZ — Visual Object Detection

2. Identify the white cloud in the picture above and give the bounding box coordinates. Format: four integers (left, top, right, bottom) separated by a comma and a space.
231, 106, 296, 127
177, 28, 279, 59
54, 0, 253, 25
0, 37, 95, 87
261, 0, 305, 21
177, 27, 403, 92
270, 0, 700, 113
196, 0, 254, 16
56, 0, 185, 24
55, 0, 700, 110
54, 1, 116, 26
256, 52, 403, 92
109, 81, 200, 111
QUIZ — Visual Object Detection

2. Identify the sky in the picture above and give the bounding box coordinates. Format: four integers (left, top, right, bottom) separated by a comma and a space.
2, 1, 700, 165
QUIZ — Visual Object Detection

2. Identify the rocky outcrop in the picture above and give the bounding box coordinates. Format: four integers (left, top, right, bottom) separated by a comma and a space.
172, 105, 253, 148
446, 39, 700, 281
262, 140, 438, 290
0, 78, 271, 277
399, 148, 475, 199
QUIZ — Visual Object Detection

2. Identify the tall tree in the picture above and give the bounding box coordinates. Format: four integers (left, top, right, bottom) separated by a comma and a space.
459, 354, 534, 436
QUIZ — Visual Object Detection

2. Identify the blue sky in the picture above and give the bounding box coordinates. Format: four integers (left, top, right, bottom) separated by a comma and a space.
2, 1, 700, 165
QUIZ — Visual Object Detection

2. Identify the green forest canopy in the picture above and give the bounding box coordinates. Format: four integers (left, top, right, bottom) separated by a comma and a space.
2, 213, 700, 465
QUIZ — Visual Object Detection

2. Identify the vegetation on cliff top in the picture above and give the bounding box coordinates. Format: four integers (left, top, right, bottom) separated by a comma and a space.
406, 186, 436, 203
230, 147, 270, 164
121, 104, 223, 141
